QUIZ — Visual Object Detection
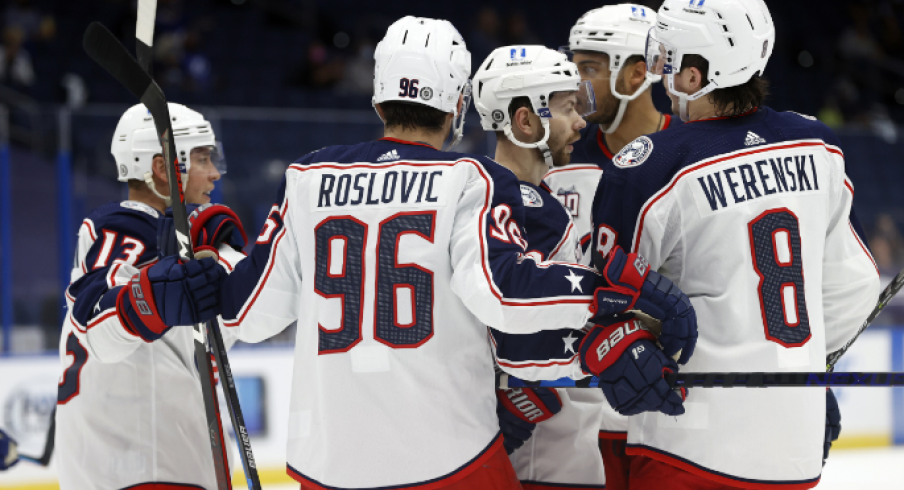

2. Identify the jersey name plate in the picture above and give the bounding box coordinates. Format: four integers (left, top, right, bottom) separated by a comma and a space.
691, 148, 827, 217
312, 167, 446, 211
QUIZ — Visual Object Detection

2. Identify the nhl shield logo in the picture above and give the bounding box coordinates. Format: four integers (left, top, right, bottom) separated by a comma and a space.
520, 185, 544, 208
613, 136, 654, 168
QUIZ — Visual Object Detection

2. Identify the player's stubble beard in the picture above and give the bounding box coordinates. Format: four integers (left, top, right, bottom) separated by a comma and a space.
584, 76, 625, 127
548, 125, 581, 168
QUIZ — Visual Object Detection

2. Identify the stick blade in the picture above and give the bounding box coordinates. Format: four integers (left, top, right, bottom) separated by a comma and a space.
83, 22, 153, 101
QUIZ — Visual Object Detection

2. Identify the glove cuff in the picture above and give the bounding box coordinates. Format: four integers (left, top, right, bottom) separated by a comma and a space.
496, 388, 561, 424
579, 318, 656, 376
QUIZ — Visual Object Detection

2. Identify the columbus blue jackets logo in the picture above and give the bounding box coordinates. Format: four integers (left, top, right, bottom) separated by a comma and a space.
613, 136, 654, 168
520, 185, 544, 208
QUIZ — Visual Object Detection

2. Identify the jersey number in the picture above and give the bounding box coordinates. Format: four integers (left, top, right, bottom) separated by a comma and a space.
58, 332, 88, 404
315, 212, 436, 354
93, 231, 146, 269
748, 208, 811, 347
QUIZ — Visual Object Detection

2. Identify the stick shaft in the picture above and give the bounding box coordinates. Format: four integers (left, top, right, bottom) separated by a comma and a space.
497, 371, 904, 389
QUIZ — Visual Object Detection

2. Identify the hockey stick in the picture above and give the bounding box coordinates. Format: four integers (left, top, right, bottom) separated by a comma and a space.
135, 0, 156, 74
826, 265, 904, 371
17, 407, 55, 466
497, 371, 904, 389
83, 22, 260, 490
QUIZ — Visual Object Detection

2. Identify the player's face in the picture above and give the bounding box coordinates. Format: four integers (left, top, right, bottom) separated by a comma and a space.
185, 146, 222, 205
573, 51, 620, 126
547, 91, 587, 167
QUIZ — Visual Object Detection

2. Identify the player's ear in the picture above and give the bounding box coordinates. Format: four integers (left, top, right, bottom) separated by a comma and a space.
687, 66, 705, 94
512, 106, 537, 139
628, 59, 647, 91
152, 154, 169, 185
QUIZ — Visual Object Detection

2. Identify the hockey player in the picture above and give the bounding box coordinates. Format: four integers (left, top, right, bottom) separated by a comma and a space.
55, 102, 243, 490
542, 7, 680, 488
132, 16, 695, 490
473, 45, 607, 490
591, 0, 880, 488
546, 4, 672, 257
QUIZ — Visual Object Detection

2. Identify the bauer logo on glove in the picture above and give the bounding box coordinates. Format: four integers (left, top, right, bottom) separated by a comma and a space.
595, 318, 644, 363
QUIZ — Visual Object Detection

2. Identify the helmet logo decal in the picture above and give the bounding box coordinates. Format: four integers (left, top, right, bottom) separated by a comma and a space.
537, 107, 552, 118
507, 47, 531, 66
119, 164, 128, 177
492, 110, 505, 122
690, 0, 705, 7
631, 6, 647, 18
420, 86, 434, 101
613, 136, 654, 168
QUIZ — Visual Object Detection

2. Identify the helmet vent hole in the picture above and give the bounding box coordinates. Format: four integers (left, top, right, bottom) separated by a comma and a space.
403, 30, 408, 44
564, 70, 572, 76
728, 38, 735, 47
746, 14, 755, 30
486, 58, 494, 70
716, 12, 723, 19
453, 40, 459, 46
722, 24, 729, 32
478, 81, 483, 97
425, 33, 430, 47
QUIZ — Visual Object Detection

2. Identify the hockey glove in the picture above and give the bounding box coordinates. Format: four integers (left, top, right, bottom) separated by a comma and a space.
579, 316, 686, 416
824, 388, 842, 465
496, 388, 562, 455
158, 204, 248, 258
117, 255, 226, 341
591, 247, 698, 364
0, 429, 17, 470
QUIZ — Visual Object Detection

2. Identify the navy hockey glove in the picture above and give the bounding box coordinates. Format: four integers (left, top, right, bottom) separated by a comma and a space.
0, 429, 17, 470
824, 388, 841, 465
579, 316, 686, 416
496, 388, 562, 454
591, 247, 698, 364
158, 204, 248, 258
117, 255, 226, 341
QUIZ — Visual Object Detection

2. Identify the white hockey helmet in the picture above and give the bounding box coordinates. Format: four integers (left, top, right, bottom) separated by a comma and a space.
646, 0, 775, 120
568, 4, 660, 133
373, 16, 473, 149
111, 102, 224, 204
473, 46, 596, 167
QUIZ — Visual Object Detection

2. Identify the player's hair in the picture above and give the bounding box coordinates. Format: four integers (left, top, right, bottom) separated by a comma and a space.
380, 101, 448, 134
495, 96, 534, 140
127, 179, 146, 191
680, 54, 769, 117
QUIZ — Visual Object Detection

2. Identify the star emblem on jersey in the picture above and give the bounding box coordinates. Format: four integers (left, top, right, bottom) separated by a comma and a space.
745, 131, 766, 146
563, 331, 578, 355
613, 136, 654, 168
377, 149, 400, 162
565, 270, 584, 292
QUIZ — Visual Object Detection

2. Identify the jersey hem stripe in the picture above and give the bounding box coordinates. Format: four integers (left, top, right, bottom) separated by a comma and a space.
598, 430, 628, 440
632, 140, 844, 253
119, 483, 207, 490
495, 355, 578, 369
545, 164, 604, 176
286, 434, 504, 490
625, 444, 820, 490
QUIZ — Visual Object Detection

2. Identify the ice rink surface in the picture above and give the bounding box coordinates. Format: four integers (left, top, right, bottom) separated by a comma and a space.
2, 446, 902, 489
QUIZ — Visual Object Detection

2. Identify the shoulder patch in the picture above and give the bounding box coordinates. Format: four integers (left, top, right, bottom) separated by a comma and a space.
120, 200, 159, 218
520, 185, 544, 208
613, 136, 654, 168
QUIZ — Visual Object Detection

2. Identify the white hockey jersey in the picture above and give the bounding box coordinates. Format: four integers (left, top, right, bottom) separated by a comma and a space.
591, 108, 880, 488
218, 138, 601, 489
56, 200, 241, 490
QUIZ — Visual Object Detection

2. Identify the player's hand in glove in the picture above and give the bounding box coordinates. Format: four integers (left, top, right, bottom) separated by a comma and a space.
591, 246, 698, 364
579, 316, 687, 416
496, 387, 562, 454
158, 203, 248, 258
115, 256, 226, 341
824, 388, 841, 465
0, 428, 18, 470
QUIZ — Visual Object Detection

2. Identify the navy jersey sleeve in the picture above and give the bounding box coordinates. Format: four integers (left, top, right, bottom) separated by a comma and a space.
488, 182, 588, 380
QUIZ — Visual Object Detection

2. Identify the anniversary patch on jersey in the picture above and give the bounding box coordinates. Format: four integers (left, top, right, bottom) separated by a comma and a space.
120, 200, 159, 218
613, 136, 654, 168
520, 185, 544, 208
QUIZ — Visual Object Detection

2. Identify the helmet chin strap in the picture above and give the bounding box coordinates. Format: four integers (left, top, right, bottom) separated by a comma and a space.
144, 170, 189, 207
503, 118, 554, 168
444, 104, 466, 151
601, 72, 660, 134
665, 73, 718, 122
